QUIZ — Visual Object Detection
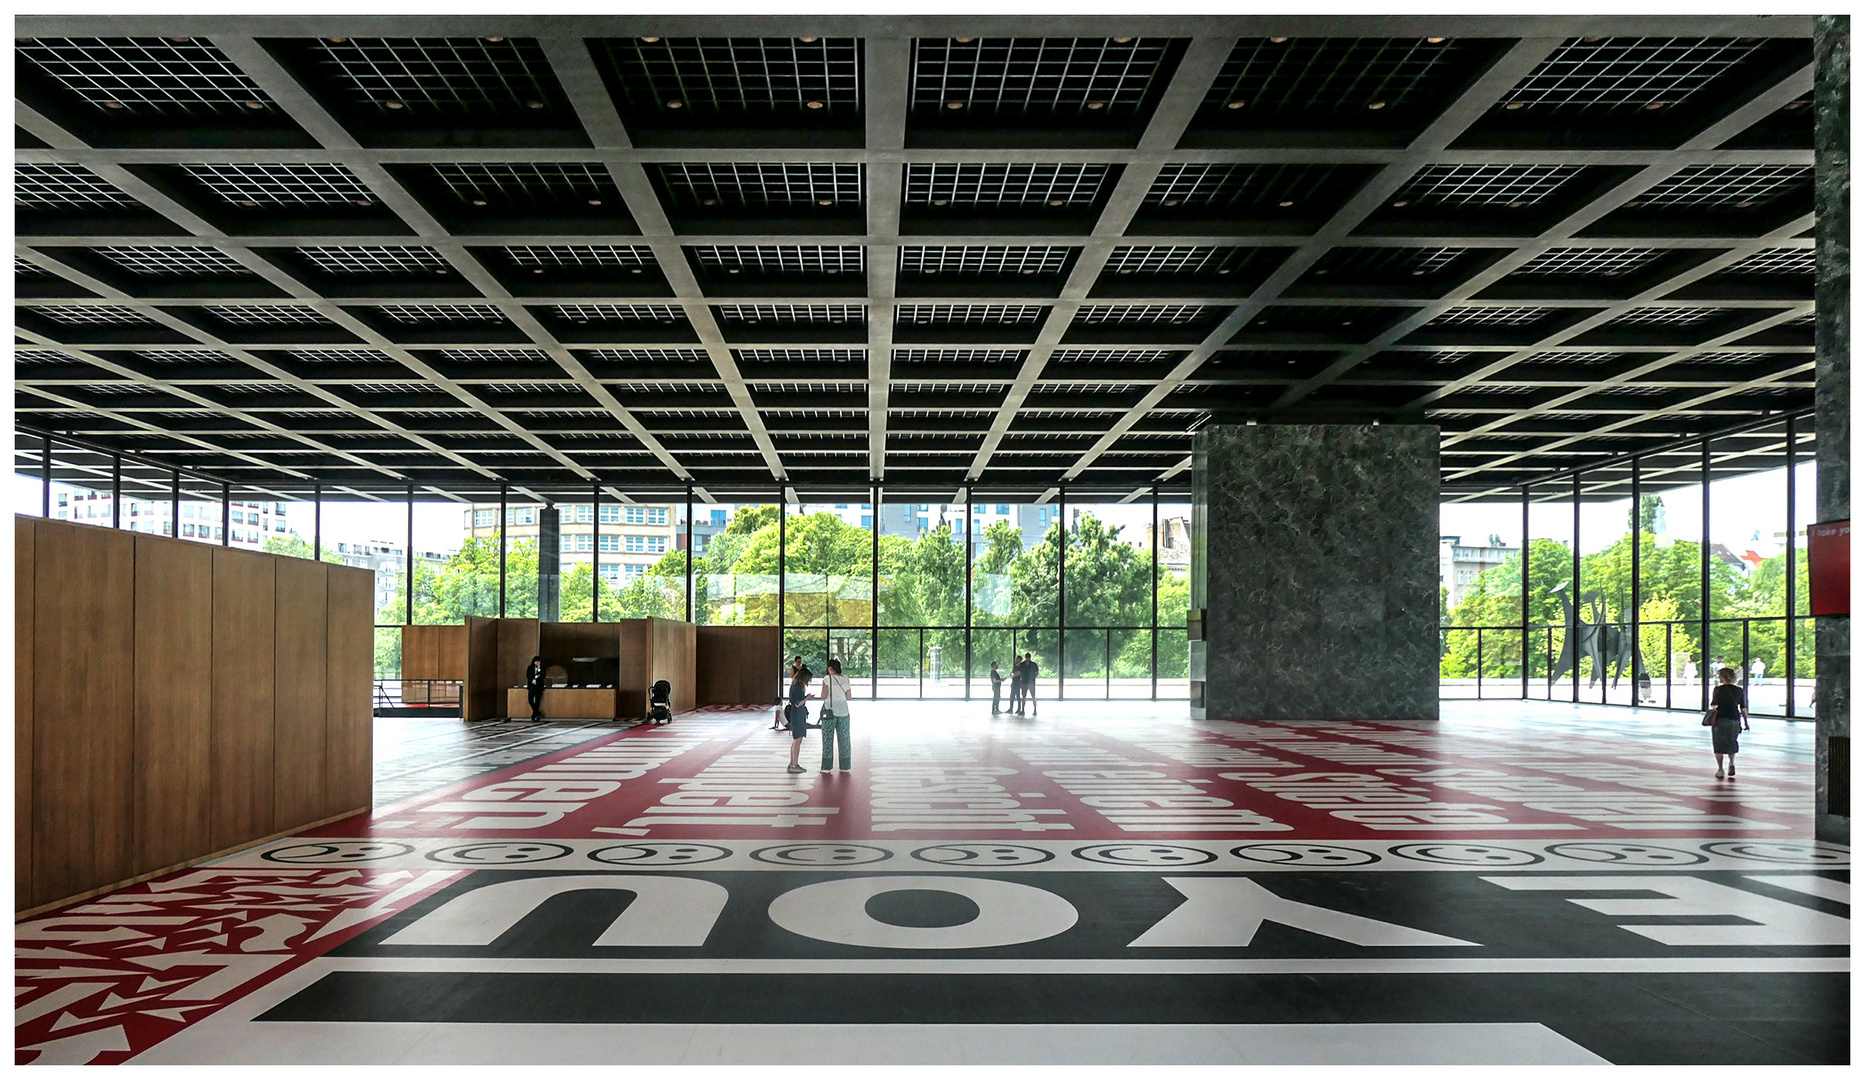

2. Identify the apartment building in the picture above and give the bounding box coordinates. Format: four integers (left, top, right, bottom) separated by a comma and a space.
464, 502, 682, 584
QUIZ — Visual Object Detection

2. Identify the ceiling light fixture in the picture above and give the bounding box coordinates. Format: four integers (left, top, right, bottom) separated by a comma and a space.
1049, 199, 1065, 206
1113, 36, 1133, 43
1278, 200, 1294, 207
170, 36, 189, 42
932, 198, 949, 206
946, 101, 964, 110
238, 199, 257, 207
484, 36, 504, 43
666, 99, 684, 108
799, 36, 819, 42
1392, 199, 1409, 207
1367, 100, 1386, 110
701, 197, 717, 206
819, 198, 834, 206
384, 100, 405, 109
533, 268, 545, 274
1645, 101, 1667, 110
525, 99, 544, 109
1227, 100, 1246, 109
353, 198, 372, 207
102, 101, 124, 109
471, 198, 488, 206
1086, 101, 1105, 110
244, 100, 265, 109
955, 37, 976, 43
641, 36, 660, 43
806, 100, 825, 109
1270, 36, 1289, 43
326, 37, 346, 43
1163, 198, 1181, 206
1504, 101, 1524, 110
1427, 36, 1446, 43
587, 198, 603, 206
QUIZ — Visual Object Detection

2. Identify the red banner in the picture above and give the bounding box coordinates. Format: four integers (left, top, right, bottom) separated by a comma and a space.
1808, 519, 1850, 616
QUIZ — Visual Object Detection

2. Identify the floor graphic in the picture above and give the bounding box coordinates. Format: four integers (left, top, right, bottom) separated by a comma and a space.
307, 707, 1818, 842
15, 702, 1850, 1065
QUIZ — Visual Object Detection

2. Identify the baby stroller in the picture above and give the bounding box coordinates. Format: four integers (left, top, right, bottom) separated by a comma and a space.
649, 679, 672, 725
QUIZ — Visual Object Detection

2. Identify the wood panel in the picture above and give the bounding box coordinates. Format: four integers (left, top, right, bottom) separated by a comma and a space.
435, 624, 467, 680
540, 621, 620, 666
463, 616, 500, 721
15, 518, 33, 909
505, 686, 619, 720
324, 565, 374, 819
648, 617, 697, 714
496, 618, 540, 716
616, 619, 649, 718
211, 547, 275, 850
697, 625, 782, 706
32, 521, 135, 907
274, 559, 329, 828
132, 535, 213, 876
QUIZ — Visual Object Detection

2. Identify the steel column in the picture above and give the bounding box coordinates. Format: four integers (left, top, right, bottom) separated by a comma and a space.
40, 430, 52, 519
1701, 439, 1712, 711
1572, 471, 1581, 702
1057, 484, 1067, 701
1521, 485, 1531, 699
1631, 456, 1642, 705
406, 482, 415, 627
170, 467, 179, 538
592, 481, 601, 623
684, 483, 694, 624
498, 483, 507, 617
313, 482, 322, 560
111, 453, 121, 529
220, 481, 230, 547
964, 486, 973, 701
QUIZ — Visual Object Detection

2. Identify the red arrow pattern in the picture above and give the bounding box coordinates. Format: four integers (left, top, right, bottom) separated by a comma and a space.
15, 868, 460, 1065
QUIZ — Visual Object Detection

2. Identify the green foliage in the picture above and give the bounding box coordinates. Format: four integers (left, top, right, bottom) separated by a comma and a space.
263, 532, 343, 563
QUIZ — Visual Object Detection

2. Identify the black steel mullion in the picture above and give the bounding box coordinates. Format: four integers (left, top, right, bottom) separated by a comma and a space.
220, 480, 230, 547
1700, 438, 1712, 712
1785, 414, 1797, 717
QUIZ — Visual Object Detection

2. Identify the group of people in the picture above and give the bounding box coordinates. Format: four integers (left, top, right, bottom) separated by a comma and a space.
771, 655, 854, 775
989, 653, 1042, 716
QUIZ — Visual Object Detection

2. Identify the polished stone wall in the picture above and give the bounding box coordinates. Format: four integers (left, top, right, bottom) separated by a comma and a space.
1814, 14, 1849, 844
1191, 424, 1439, 721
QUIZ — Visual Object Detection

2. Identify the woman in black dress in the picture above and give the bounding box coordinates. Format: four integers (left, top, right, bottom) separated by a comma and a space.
785, 665, 814, 773
524, 655, 547, 722
1706, 666, 1750, 779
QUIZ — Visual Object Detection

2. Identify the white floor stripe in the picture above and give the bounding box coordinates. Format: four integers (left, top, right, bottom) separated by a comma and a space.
313, 955, 1851, 976
136, 1019, 1609, 1065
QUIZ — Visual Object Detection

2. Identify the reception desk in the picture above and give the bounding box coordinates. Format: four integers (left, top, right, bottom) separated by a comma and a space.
504, 686, 619, 720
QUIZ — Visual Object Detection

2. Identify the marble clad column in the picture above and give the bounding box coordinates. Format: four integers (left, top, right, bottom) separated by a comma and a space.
1814, 14, 1849, 845
1190, 424, 1439, 721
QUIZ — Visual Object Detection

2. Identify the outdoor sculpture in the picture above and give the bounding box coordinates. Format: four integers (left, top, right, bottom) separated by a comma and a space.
1549, 581, 1650, 699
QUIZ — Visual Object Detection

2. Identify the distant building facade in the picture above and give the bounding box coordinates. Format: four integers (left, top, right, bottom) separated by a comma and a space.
1440, 534, 1520, 608
464, 501, 683, 585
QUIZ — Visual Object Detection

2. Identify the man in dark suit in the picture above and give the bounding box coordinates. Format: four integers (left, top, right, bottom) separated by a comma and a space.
524, 655, 547, 722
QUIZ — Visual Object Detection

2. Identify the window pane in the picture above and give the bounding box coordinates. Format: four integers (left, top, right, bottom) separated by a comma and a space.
696, 503, 779, 625
1637, 445, 1705, 710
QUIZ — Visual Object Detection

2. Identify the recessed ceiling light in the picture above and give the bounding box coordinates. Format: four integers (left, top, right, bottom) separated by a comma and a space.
1021, 269, 1035, 274
484, 36, 504, 43
244, 100, 265, 109
1583, 36, 1602, 42
102, 101, 124, 109
641, 36, 660, 43
806, 100, 825, 109
1737, 200, 1754, 207
819, 198, 834, 206
525, 99, 544, 109
384, 100, 405, 110
1412, 270, 1425, 276
1645, 101, 1667, 110
1086, 101, 1105, 110
1367, 101, 1386, 110
1314, 269, 1328, 275
1624, 201, 1641, 208
955, 37, 976, 43
1163, 198, 1181, 207
1217, 268, 1231, 275
435, 267, 448, 274
170, 36, 189, 42
1278, 200, 1294, 207
1427, 36, 1446, 43
326, 37, 346, 43
1226, 100, 1246, 109
666, 99, 683, 109
933, 198, 949, 206
471, 198, 488, 206
532, 268, 545, 274
1504, 101, 1524, 110
1341, 319, 1354, 326
1270, 36, 1289, 43
727, 268, 740, 274
1048, 199, 1065, 206
1113, 36, 1133, 43
799, 36, 818, 43
353, 198, 372, 207
701, 197, 717, 206
946, 101, 965, 110
587, 198, 603, 206
1392, 199, 1409, 207
1119, 269, 1133, 275
1508, 200, 1524, 208
238, 199, 257, 207
630, 268, 643, 274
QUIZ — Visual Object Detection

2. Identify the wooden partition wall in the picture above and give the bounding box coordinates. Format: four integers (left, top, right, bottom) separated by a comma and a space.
696, 625, 784, 706
15, 516, 374, 916
399, 623, 466, 703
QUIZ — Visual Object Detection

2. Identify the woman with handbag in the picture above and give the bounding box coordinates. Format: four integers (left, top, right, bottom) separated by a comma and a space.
1704, 666, 1750, 779
818, 658, 854, 774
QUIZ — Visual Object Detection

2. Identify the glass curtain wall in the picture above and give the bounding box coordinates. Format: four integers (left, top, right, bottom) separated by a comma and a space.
875, 498, 967, 698
1577, 464, 1636, 705
695, 502, 780, 627
1707, 424, 1793, 715
1063, 500, 1155, 699
608, 496, 685, 619
784, 497, 876, 689
1636, 444, 1706, 711
1525, 485, 1577, 701
1154, 500, 1193, 699
1791, 423, 1818, 714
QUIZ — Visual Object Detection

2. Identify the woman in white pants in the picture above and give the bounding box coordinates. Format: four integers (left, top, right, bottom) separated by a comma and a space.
818, 658, 853, 773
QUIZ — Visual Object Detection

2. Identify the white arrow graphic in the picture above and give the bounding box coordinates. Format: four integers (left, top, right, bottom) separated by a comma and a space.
20, 1024, 129, 1065
128, 951, 289, 1000
241, 914, 311, 953
136, 976, 191, 993
15, 947, 100, 960
14, 982, 109, 1025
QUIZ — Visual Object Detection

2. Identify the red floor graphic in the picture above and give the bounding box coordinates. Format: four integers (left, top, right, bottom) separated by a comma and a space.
15, 867, 459, 1064
305, 710, 1815, 842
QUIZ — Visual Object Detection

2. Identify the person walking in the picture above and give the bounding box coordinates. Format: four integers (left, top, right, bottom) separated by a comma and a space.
990, 661, 1004, 714
784, 664, 814, 773
1705, 666, 1750, 779
1750, 657, 1766, 687
818, 658, 854, 773
524, 655, 547, 722
774, 655, 803, 731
